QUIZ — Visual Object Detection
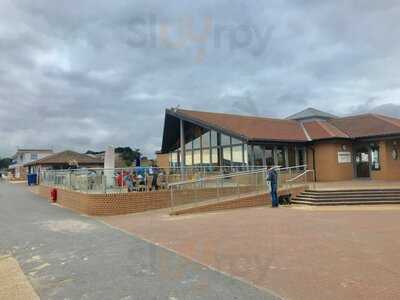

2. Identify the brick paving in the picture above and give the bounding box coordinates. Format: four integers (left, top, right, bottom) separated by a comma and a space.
100, 205, 400, 300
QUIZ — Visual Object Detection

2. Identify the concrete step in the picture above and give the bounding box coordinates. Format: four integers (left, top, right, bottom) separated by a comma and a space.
305, 189, 400, 194
297, 194, 400, 199
292, 188, 400, 206
293, 196, 400, 202
291, 199, 400, 206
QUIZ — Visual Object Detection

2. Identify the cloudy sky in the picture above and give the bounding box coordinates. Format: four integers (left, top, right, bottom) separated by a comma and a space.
1, 0, 400, 157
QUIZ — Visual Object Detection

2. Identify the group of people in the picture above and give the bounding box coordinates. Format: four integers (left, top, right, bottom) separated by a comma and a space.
117, 167, 164, 192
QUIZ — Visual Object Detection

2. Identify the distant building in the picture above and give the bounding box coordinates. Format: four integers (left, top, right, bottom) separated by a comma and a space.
160, 107, 400, 181
25, 150, 104, 173
9, 149, 53, 179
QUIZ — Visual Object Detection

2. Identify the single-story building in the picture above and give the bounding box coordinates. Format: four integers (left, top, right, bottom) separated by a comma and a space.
160, 107, 400, 181
25, 150, 104, 174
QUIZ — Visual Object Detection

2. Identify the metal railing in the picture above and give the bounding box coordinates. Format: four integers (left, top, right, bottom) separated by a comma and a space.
285, 169, 316, 193
39, 165, 279, 194
169, 165, 309, 212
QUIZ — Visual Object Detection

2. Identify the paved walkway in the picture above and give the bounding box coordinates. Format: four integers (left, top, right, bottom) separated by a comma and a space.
100, 205, 400, 300
0, 182, 277, 300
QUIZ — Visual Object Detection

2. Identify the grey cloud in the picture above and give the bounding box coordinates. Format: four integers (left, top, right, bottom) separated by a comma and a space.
1, 1, 400, 156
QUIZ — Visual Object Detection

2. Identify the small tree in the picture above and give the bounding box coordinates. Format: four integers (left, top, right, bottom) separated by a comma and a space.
115, 147, 141, 166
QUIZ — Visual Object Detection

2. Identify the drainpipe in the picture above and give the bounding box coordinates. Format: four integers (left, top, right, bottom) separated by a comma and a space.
309, 146, 317, 182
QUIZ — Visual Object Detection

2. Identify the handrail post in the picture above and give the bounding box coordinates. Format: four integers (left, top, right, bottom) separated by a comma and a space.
217, 178, 220, 201
170, 186, 174, 213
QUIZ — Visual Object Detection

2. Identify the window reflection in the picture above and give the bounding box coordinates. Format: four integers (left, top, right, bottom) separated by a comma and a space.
193, 150, 201, 165
202, 148, 210, 164
211, 148, 219, 164
193, 137, 201, 149
201, 131, 210, 148
185, 151, 192, 165
371, 144, 380, 170
265, 147, 274, 166
232, 145, 243, 165
221, 134, 231, 146
253, 146, 263, 166
222, 147, 232, 165
276, 146, 286, 167
211, 131, 218, 147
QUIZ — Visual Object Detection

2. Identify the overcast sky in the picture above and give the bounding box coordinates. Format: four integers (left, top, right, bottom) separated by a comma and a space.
1, 1, 400, 157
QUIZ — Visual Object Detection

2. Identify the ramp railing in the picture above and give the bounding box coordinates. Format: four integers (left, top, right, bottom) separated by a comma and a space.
169, 165, 308, 212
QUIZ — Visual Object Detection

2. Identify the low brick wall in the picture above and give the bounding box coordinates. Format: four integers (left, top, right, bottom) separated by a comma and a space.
171, 186, 306, 215
33, 185, 170, 216
32, 185, 305, 216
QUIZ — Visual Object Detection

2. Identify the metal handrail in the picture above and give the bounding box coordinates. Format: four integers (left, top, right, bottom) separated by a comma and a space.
169, 164, 307, 187
286, 169, 314, 183
168, 167, 270, 187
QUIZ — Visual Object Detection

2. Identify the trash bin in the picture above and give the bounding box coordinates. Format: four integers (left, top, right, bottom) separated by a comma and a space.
27, 173, 37, 186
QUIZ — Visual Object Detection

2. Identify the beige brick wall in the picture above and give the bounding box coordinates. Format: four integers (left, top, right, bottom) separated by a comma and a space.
33, 185, 305, 216
34, 185, 170, 216
171, 186, 305, 215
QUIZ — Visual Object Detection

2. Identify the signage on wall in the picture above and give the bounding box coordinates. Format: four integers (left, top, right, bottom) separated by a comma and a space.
338, 151, 352, 163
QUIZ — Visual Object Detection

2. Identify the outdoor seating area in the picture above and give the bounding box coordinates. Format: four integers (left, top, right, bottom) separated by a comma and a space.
39, 165, 307, 194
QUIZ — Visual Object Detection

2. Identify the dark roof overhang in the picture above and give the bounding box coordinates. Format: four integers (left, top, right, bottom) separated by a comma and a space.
161, 109, 249, 153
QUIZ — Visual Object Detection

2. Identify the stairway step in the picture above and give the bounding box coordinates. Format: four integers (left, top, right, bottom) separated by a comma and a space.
305, 189, 400, 194
291, 200, 400, 206
293, 196, 400, 202
297, 194, 400, 199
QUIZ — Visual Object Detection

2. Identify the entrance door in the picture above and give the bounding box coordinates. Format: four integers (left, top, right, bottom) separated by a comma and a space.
355, 147, 370, 178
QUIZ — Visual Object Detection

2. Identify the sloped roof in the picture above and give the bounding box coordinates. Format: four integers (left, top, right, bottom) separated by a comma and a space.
25, 150, 104, 166
328, 114, 400, 138
303, 120, 349, 140
174, 109, 309, 142
286, 107, 337, 120
163, 108, 400, 152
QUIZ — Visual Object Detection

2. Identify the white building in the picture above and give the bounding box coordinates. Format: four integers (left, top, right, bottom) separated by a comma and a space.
9, 149, 54, 179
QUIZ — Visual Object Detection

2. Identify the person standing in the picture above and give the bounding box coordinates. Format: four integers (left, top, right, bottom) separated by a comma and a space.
267, 168, 279, 207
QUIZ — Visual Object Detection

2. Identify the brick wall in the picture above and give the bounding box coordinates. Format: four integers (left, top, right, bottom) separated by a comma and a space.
171, 186, 306, 215
32, 185, 305, 216
33, 185, 171, 216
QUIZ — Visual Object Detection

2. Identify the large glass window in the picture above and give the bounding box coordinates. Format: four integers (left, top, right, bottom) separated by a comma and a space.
221, 134, 231, 146
202, 148, 210, 164
201, 131, 210, 148
232, 137, 242, 145
265, 147, 274, 166
211, 148, 219, 164
371, 144, 380, 170
244, 145, 248, 164
253, 146, 264, 166
232, 145, 243, 165
211, 131, 218, 147
222, 147, 232, 165
193, 150, 201, 165
185, 150, 192, 165
288, 146, 296, 167
276, 146, 286, 167
185, 140, 192, 150
193, 136, 201, 149
297, 148, 305, 167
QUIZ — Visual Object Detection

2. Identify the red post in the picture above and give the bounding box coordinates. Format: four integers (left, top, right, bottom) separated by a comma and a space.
51, 188, 57, 202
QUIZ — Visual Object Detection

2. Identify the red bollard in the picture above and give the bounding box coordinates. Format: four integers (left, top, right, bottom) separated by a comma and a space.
50, 188, 57, 202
